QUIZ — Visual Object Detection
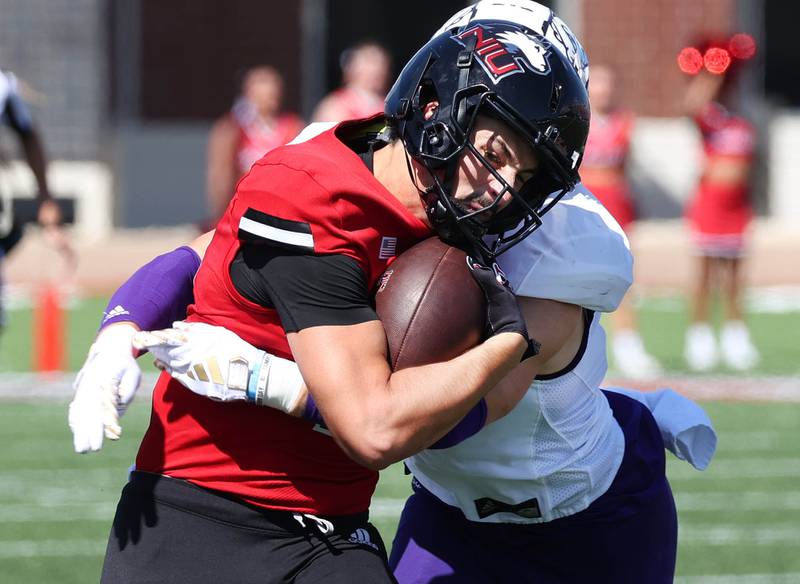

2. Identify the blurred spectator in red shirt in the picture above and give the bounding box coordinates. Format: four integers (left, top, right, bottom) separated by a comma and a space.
207, 66, 303, 223
312, 42, 391, 122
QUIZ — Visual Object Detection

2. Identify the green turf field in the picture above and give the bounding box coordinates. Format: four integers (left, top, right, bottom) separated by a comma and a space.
0, 399, 799, 582
1, 296, 798, 581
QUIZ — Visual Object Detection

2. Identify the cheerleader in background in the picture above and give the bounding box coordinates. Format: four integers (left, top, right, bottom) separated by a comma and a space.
679, 34, 760, 371
581, 64, 662, 379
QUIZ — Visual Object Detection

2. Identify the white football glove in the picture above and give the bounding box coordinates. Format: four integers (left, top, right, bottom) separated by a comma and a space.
68, 323, 141, 453
132, 321, 305, 414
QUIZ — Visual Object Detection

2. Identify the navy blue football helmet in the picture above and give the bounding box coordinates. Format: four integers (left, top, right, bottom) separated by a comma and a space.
385, 5, 590, 260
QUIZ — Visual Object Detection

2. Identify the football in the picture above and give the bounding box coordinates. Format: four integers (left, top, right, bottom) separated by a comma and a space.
375, 237, 485, 370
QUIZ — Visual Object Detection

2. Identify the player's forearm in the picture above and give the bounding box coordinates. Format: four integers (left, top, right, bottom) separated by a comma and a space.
324, 333, 525, 469
21, 130, 50, 198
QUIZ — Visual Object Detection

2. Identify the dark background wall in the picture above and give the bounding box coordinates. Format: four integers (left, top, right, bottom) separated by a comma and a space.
0, 0, 106, 160
323, 0, 468, 93
136, 1, 304, 120
107, 0, 472, 227
2, 0, 797, 227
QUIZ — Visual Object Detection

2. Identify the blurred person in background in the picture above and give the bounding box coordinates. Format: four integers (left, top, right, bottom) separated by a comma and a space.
311, 41, 391, 122
0, 67, 73, 326
206, 66, 303, 224
679, 34, 759, 372
581, 64, 662, 380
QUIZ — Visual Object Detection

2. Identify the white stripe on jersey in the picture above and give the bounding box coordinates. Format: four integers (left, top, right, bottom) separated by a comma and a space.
238, 216, 315, 250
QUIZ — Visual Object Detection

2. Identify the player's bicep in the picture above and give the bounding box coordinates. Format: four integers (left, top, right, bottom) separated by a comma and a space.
188, 230, 214, 259
484, 298, 583, 422
522, 298, 584, 368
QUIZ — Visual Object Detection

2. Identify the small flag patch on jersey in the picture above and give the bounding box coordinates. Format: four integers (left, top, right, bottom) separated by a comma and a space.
238, 208, 315, 252
379, 236, 397, 260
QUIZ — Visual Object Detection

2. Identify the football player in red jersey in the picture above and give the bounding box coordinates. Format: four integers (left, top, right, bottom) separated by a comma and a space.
70, 9, 591, 584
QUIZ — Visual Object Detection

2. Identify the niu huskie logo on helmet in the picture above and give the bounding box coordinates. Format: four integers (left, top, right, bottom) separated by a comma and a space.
454, 23, 551, 84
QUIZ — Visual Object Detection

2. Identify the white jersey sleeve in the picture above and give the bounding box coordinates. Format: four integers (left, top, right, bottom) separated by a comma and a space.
287, 122, 337, 145
497, 184, 633, 313
0, 70, 34, 133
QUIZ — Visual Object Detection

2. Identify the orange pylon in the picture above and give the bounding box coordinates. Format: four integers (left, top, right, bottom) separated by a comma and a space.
33, 285, 65, 372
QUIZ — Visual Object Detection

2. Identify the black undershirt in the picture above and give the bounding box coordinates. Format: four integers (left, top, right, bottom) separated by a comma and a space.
229, 136, 383, 332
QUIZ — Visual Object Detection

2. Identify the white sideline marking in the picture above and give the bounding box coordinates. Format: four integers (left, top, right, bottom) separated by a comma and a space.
0, 468, 127, 482
602, 376, 800, 403
0, 504, 115, 522
2, 503, 799, 559
716, 431, 796, 452
680, 524, 800, 545
0, 539, 107, 558
668, 457, 800, 480
369, 498, 406, 518
676, 574, 800, 584
7, 456, 799, 489
2, 373, 799, 402
5, 492, 799, 524
676, 491, 800, 511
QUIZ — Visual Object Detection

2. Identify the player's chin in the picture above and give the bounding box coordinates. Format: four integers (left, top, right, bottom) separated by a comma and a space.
453, 195, 500, 218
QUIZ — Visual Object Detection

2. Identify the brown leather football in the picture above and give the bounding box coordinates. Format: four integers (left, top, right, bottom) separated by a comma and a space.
375, 237, 485, 370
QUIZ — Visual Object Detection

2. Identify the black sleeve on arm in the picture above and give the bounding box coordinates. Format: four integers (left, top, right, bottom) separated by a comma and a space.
230, 244, 378, 332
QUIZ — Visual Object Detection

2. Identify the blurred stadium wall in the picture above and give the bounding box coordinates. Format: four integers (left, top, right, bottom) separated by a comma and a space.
0, 0, 798, 236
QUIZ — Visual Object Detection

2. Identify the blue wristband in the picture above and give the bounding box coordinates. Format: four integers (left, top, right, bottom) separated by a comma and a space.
246, 356, 265, 403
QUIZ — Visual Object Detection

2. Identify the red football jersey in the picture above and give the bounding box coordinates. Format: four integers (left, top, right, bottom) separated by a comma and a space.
136, 118, 431, 515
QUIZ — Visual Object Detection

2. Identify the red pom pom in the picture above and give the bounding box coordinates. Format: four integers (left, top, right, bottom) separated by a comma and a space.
729, 33, 756, 60
678, 47, 703, 75
703, 47, 731, 74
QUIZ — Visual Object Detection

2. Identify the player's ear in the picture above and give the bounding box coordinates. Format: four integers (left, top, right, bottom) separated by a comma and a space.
422, 100, 439, 121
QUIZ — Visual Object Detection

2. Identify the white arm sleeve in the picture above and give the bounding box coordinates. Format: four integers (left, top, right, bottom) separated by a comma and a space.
605, 386, 717, 471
